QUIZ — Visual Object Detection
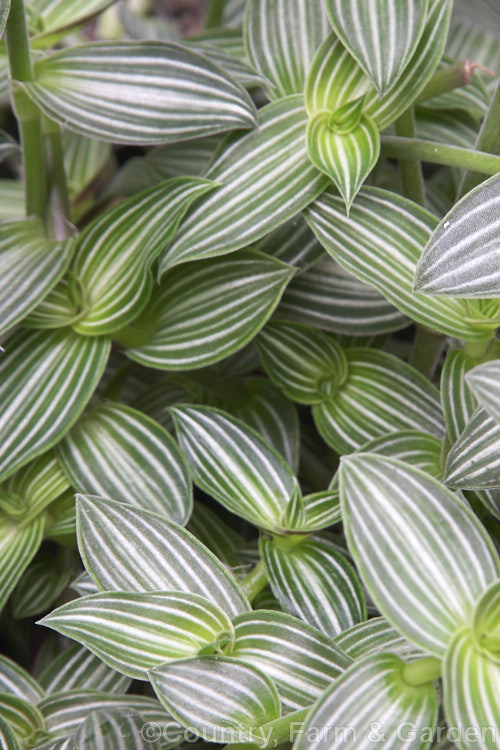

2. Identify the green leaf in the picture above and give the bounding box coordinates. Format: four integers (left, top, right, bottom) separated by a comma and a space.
0, 654, 44, 704
0, 0, 9, 37
305, 186, 493, 341
334, 616, 426, 663
444, 407, 500, 489
39, 592, 234, 680
415, 173, 500, 297
256, 321, 348, 405
340, 454, 500, 655
159, 97, 328, 271
472, 580, 500, 661
11, 550, 77, 619
231, 610, 352, 712
0, 693, 46, 744
244, 0, 330, 98
188, 503, 246, 568
77, 495, 249, 618
0, 716, 22, 750
313, 348, 445, 454
306, 110, 379, 210
71, 177, 215, 335
443, 628, 500, 750
326, 0, 428, 96
150, 656, 281, 741
0, 514, 44, 612
25, 43, 257, 144
301, 490, 342, 531
72, 707, 161, 750
466, 359, 500, 425
187, 33, 265, 90
0, 219, 74, 337
39, 644, 131, 696
441, 349, 478, 443
126, 251, 293, 370
44, 491, 77, 543
4, 451, 70, 522
295, 653, 438, 750
62, 132, 111, 199
28, 0, 114, 38
255, 214, 324, 270
171, 405, 299, 532
260, 535, 366, 637
56, 402, 191, 523
352, 430, 444, 479
0, 329, 110, 482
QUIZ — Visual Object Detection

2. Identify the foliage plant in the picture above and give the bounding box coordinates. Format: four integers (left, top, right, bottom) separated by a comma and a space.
1, 0, 500, 748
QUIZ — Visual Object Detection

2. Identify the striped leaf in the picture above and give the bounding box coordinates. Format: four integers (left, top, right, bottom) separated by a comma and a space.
334, 617, 426, 663
5, 451, 69, 522
444, 407, 500, 490
0, 513, 44, 612
472, 580, 500, 660
0, 219, 74, 337
77, 495, 249, 618
126, 251, 293, 370
25, 43, 257, 144
11, 550, 77, 619
28, 0, 114, 37
415, 173, 500, 297
45, 491, 77, 544
63, 132, 111, 199
256, 214, 324, 270
188, 503, 246, 568
231, 610, 352, 712
295, 653, 438, 750
71, 177, 214, 336
305, 186, 492, 341
171, 405, 299, 532
71, 572, 98, 597
159, 97, 328, 271
73, 708, 161, 750
326, 0, 428, 96
56, 402, 191, 524
301, 490, 341, 531
244, 0, 330, 98
39, 592, 234, 680
34, 738, 75, 750
313, 348, 445, 455
23, 278, 82, 330
256, 321, 348, 405
0, 716, 21, 750
353, 431, 444, 479
39, 644, 131, 696
441, 349, 478, 443
0, 129, 18, 163
150, 656, 281, 740
443, 628, 500, 750
0, 655, 44, 704
187, 34, 264, 90
0, 693, 46, 744
260, 535, 366, 637
277, 254, 407, 335
306, 109, 380, 210
0, 328, 110, 482
466, 360, 500, 425
340, 454, 500, 655
0, 0, 9, 37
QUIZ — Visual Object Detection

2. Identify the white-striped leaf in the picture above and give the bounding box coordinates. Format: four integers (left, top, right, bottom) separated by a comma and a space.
25, 43, 257, 144
187, 32, 265, 89
63, 132, 111, 199
256, 214, 324, 270
326, 0, 428, 96
472, 580, 500, 660
295, 652, 438, 750
256, 321, 348, 405
444, 407, 500, 490
466, 359, 500, 425
77, 495, 249, 618
260, 536, 366, 637
0, 693, 46, 744
313, 348, 444, 455
277, 253, 408, 335
301, 490, 341, 531
334, 617, 426, 663
0, 0, 9, 37
0, 655, 44, 704
415, 173, 500, 297
441, 349, 478, 443
126, 251, 293, 370
0, 513, 44, 612
150, 656, 281, 740
23, 278, 82, 330
159, 96, 328, 271
0, 129, 17, 163
39, 592, 234, 680
71, 177, 214, 335
305, 186, 493, 341
0, 329, 110, 482
231, 610, 352, 712
170, 405, 299, 532
340, 454, 500, 655
72, 708, 161, 750
188, 503, 246, 569
0, 716, 21, 750
44, 491, 77, 544
355, 431, 444, 479
39, 644, 131, 696
0, 219, 74, 337
56, 402, 191, 524
443, 628, 500, 750
70, 572, 98, 597
11, 550, 77, 619
33, 738, 75, 750
28, 0, 114, 37
244, 0, 330, 98
306, 109, 380, 210
5, 451, 69, 522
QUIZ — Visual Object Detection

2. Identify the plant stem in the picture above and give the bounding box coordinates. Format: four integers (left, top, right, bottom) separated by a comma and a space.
205, 0, 225, 28
402, 656, 442, 686
241, 559, 268, 603
411, 325, 445, 379
415, 60, 494, 104
394, 107, 425, 205
43, 116, 72, 240
380, 136, 500, 175
459, 80, 500, 197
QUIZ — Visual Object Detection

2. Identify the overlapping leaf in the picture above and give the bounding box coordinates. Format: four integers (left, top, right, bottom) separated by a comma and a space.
0, 693, 46, 743
466, 360, 500, 424
0, 513, 44, 612
334, 617, 425, 663
0, 655, 44, 704
472, 580, 500, 659
0, 0, 10, 36
444, 407, 500, 490
28, 0, 114, 38
39, 644, 131, 696
0, 716, 21, 750
441, 349, 478, 443
11, 550, 77, 619
256, 214, 323, 270
4, 451, 69, 522
71, 708, 161, 750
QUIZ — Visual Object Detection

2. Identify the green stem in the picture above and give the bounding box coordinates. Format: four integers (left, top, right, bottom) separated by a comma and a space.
380, 136, 500, 175
394, 107, 425, 205
415, 60, 493, 104
43, 116, 72, 240
205, 0, 225, 28
241, 560, 268, 603
253, 708, 309, 748
5, 0, 47, 220
459, 81, 500, 197
411, 325, 445, 379
401, 656, 442, 686
463, 339, 497, 362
